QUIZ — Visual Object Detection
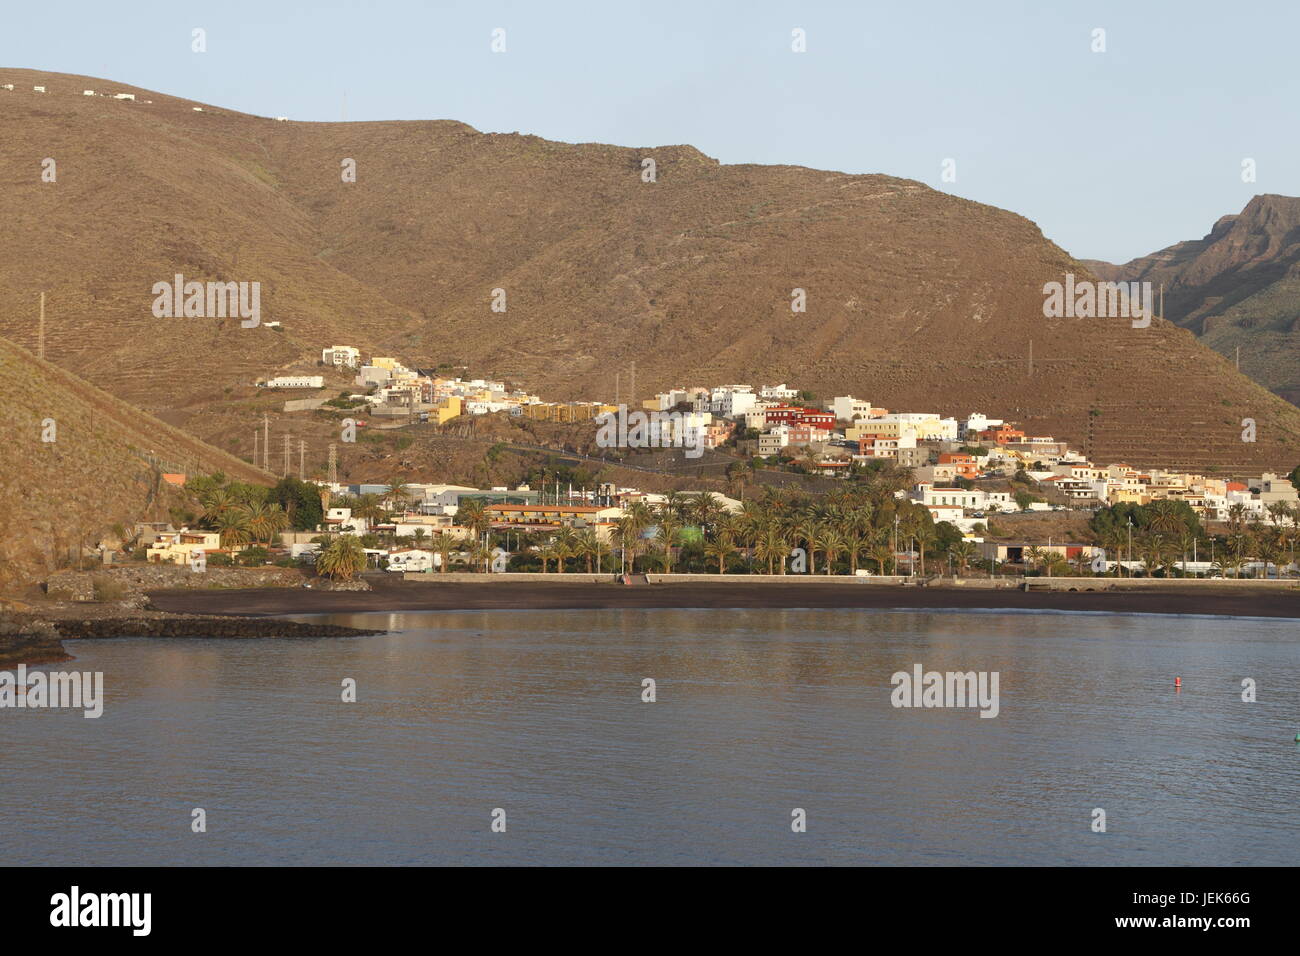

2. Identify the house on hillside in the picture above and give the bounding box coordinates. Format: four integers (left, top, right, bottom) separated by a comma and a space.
147, 530, 221, 564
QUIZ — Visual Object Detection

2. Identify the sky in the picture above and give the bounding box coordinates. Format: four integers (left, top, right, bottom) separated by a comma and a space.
4, 0, 1297, 263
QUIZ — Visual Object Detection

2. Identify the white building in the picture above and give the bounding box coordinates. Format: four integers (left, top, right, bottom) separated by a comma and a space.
708, 386, 757, 418
258, 375, 324, 389
913, 483, 1013, 513
386, 549, 436, 572
961, 413, 1004, 438
83, 89, 95, 96
33, 86, 46, 93
322, 346, 361, 368
759, 383, 799, 400
324, 507, 369, 535
831, 396, 874, 422
113, 93, 135, 101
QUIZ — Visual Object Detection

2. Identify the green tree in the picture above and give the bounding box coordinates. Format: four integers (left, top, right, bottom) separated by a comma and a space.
317, 536, 367, 581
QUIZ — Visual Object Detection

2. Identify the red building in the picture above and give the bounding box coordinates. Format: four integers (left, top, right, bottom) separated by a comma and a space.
976, 424, 1026, 445
938, 453, 980, 479
765, 406, 836, 429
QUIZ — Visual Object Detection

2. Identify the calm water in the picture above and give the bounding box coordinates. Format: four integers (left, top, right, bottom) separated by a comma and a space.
2, 608, 1297, 866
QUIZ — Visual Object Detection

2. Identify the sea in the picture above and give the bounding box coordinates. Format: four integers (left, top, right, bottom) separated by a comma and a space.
2, 608, 1297, 865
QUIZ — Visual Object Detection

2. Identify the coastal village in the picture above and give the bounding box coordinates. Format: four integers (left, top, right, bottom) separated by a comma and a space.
124, 345, 1300, 580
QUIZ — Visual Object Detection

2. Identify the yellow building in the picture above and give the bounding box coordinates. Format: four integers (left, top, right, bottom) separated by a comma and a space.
146, 530, 222, 564
432, 395, 463, 424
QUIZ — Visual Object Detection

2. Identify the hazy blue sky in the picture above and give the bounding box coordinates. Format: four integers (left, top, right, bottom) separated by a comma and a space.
4, 0, 1296, 262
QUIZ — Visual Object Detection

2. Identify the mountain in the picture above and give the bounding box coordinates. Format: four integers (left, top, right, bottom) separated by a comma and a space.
0, 334, 271, 587
1083, 195, 1300, 406
1, 68, 1298, 475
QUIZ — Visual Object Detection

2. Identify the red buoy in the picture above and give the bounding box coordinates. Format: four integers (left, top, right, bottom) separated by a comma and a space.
1174, 677, 1182, 688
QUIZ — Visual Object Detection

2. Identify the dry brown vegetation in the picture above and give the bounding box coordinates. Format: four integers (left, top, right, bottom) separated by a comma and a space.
0, 68, 1297, 485
0, 334, 272, 588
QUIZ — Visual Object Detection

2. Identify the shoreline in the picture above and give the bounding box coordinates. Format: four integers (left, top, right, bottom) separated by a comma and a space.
0, 614, 384, 668
147, 577, 1300, 620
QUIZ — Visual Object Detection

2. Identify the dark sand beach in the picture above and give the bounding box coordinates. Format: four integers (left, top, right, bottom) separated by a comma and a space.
147, 576, 1300, 619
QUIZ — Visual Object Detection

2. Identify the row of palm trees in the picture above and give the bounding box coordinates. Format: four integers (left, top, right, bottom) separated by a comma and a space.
195, 487, 291, 549
498, 483, 940, 575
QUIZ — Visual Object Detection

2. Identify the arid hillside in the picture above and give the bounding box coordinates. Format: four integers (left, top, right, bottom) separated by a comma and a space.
0, 334, 272, 587
2, 68, 1298, 473
1085, 195, 1300, 407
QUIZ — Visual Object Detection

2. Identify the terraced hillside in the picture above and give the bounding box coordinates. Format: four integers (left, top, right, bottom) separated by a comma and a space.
1085, 195, 1300, 407
1, 68, 1298, 473
0, 334, 272, 587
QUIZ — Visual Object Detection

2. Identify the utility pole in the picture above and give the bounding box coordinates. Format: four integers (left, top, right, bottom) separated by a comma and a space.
262, 414, 270, 471
38, 292, 46, 360
328, 443, 338, 485
628, 361, 636, 409
893, 514, 899, 576
252, 430, 259, 467
1127, 517, 1134, 578
283, 433, 291, 477
299, 440, 306, 479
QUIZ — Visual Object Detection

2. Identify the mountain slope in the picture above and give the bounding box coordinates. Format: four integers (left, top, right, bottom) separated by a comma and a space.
1084, 195, 1300, 405
1, 68, 1298, 473
0, 334, 273, 587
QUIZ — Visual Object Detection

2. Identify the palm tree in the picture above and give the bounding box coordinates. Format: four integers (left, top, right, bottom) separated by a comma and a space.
690, 492, 725, 533
216, 509, 252, 550
914, 524, 937, 577
1148, 500, 1185, 535
845, 531, 868, 575
703, 533, 734, 574
384, 476, 414, 513
553, 527, 578, 573
200, 488, 234, 526
661, 491, 687, 522
869, 541, 893, 575
246, 501, 289, 547
352, 493, 387, 527
434, 533, 455, 573
575, 529, 600, 573
793, 518, 821, 574
1044, 553, 1071, 577
317, 535, 366, 581
1100, 528, 1126, 577
656, 513, 681, 573
536, 542, 558, 573
950, 540, 978, 575
820, 527, 846, 575
754, 523, 787, 575
455, 498, 490, 539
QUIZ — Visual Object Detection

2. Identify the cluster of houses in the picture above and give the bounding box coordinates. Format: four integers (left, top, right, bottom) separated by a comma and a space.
632, 383, 1300, 528
123, 452, 1297, 576
130, 482, 742, 572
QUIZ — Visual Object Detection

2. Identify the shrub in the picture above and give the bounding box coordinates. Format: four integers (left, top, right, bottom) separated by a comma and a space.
90, 574, 128, 602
